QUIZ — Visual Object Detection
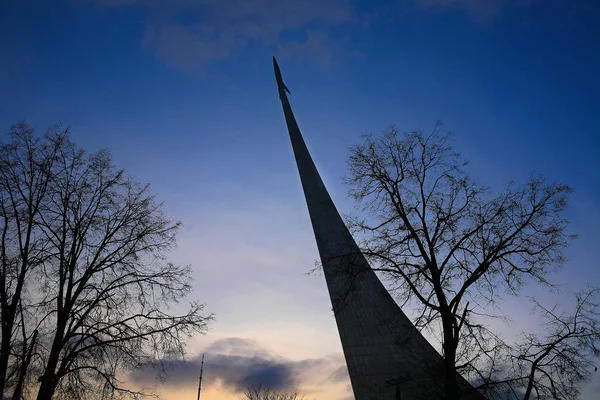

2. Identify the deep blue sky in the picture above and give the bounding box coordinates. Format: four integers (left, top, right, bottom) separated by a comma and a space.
1, 0, 599, 398
1, 1, 598, 200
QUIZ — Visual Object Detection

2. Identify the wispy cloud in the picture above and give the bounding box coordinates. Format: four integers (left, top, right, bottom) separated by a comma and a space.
95, 0, 357, 71
276, 29, 339, 69
129, 337, 349, 394
414, 0, 597, 25
414, 0, 532, 24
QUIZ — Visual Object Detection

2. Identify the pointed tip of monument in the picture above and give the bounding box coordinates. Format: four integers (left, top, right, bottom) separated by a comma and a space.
273, 56, 291, 95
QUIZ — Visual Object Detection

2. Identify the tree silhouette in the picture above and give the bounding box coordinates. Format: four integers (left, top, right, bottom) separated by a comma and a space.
241, 384, 309, 400
344, 122, 595, 399
0, 122, 213, 400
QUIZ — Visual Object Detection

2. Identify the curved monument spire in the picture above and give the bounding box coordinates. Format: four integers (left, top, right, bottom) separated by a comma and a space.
273, 56, 485, 400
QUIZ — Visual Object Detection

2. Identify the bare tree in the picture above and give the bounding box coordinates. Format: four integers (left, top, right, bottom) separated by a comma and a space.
0, 123, 61, 398
510, 287, 599, 400
344, 123, 578, 399
241, 384, 309, 400
0, 123, 214, 400
469, 287, 600, 400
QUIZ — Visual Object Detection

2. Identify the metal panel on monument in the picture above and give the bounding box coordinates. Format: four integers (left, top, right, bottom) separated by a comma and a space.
273, 57, 485, 400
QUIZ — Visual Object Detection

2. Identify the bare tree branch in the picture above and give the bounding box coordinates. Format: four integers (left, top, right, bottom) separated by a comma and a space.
344, 123, 579, 399
1, 123, 214, 400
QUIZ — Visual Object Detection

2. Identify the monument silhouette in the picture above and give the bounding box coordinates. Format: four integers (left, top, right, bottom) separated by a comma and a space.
273, 57, 486, 400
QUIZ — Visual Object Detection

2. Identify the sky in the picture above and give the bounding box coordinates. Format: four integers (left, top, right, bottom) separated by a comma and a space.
1, 0, 599, 399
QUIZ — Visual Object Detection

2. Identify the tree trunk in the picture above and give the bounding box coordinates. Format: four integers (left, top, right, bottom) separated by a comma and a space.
0, 298, 19, 398
12, 330, 37, 400
36, 319, 66, 400
442, 315, 461, 400
36, 346, 60, 400
0, 262, 30, 398
0, 324, 12, 397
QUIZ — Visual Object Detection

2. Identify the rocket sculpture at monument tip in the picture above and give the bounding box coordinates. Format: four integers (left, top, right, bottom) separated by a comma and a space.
273, 56, 486, 400
273, 56, 291, 95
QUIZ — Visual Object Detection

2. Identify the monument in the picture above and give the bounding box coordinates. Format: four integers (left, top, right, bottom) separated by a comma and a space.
273, 57, 486, 400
